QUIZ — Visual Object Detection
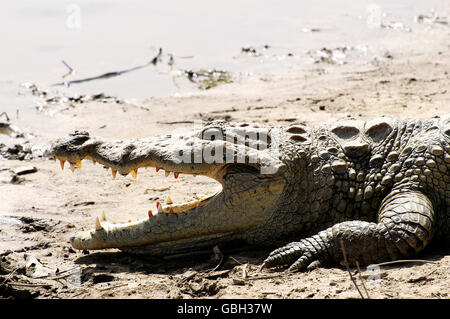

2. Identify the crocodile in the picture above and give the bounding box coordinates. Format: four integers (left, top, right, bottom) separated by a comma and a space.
51, 114, 450, 271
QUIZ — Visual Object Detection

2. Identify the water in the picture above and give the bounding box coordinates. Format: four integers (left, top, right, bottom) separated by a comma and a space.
0, 0, 448, 132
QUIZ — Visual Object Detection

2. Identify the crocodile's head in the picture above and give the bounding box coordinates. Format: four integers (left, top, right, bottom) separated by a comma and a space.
51, 121, 286, 255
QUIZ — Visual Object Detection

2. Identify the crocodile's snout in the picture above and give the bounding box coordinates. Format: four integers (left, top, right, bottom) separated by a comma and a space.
53, 121, 285, 253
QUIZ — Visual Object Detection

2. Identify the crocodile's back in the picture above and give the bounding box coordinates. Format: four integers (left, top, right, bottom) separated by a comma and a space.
277, 114, 450, 241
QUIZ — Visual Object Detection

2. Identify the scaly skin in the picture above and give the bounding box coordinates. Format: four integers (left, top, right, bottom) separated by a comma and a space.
51, 114, 450, 271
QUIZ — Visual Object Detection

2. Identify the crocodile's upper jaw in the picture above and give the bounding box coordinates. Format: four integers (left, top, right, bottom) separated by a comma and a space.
51, 124, 285, 253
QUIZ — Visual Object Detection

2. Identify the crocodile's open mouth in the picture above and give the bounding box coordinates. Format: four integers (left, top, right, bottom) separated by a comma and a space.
53, 151, 264, 233
51, 129, 285, 252
52, 153, 236, 217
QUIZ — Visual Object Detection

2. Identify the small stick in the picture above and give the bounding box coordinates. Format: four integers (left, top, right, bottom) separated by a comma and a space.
26, 266, 80, 281
8, 282, 51, 288
61, 60, 74, 78
424, 268, 439, 277
241, 273, 286, 281
45, 271, 80, 281
242, 264, 248, 279
340, 239, 365, 299
150, 48, 163, 65
5, 268, 18, 281
228, 256, 243, 265
211, 246, 224, 271
98, 283, 128, 291
0, 112, 10, 121
355, 261, 370, 299
261, 291, 277, 295
53, 59, 152, 87
408, 268, 440, 283
70, 289, 87, 298
371, 259, 438, 267
50, 266, 81, 276
156, 120, 195, 125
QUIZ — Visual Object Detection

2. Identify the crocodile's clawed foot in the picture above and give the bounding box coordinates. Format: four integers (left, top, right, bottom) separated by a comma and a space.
262, 239, 326, 272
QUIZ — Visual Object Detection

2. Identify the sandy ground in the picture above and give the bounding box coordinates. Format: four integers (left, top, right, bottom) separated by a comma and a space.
1, 34, 450, 299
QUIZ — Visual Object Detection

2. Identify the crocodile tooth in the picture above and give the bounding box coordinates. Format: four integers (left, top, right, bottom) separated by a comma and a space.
76, 160, 82, 169
156, 201, 161, 208
60, 159, 65, 170
174, 172, 179, 179
101, 211, 107, 221
95, 217, 102, 230
53, 156, 57, 162
112, 169, 117, 179
156, 167, 160, 172
70, 163, 76, 172
166, 195, 173, 204
157, 203, 163, 213
165, 171, 170, 177
148, 209, 153, 218
131, 169, 138, 179
169, 208, 174, 213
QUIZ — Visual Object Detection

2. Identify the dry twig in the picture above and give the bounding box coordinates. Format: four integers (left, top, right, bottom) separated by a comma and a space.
0, 112, 10, 121
242, 264, 248, 279
61, 60, 74, 79
340, 239, 365, 299
229, 256, 243, 265
371, 259, 438, 267
355, 261, 370, 298
98, 283, 129, 292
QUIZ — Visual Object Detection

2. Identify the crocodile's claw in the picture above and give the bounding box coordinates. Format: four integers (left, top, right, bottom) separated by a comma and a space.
262, 238, 326, 272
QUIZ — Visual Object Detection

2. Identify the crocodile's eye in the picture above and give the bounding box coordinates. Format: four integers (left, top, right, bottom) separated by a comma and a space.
202, 127, 223, 141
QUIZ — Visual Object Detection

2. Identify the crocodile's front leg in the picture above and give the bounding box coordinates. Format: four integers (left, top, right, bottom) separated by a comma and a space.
262, 191, 436, 271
